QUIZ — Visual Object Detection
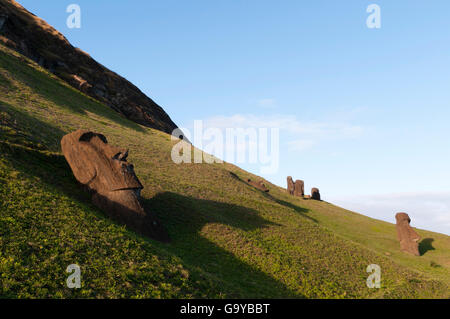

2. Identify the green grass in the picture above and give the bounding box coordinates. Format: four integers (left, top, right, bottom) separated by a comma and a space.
0, 44, 448, 298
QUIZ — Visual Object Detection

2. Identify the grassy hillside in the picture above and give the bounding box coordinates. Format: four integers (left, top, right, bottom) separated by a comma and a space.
0, 44, 448, 298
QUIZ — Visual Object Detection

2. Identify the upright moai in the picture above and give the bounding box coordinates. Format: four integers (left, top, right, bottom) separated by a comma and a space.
311, 188, 321, 200
395, 212, 421, 256
293, 180, 304, 197
287, 176, 294, 195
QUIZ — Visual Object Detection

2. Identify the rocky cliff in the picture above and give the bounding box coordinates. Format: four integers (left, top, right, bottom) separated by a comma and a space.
0, 0, 178, 134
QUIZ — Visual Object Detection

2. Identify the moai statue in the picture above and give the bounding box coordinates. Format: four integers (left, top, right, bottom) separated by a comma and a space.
287, 176, 295, 195
293, 180, 304, 197
395, 213, 421, 256
61, 130, 169, 242
247, 179, 269, 193
311, 188, 321, 200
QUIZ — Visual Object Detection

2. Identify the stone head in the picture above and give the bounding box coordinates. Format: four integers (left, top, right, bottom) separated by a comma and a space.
61, 130, 143, 194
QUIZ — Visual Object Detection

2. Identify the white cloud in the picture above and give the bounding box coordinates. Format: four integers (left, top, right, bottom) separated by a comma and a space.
199, 113, 363, 152
330, 192, 450, 235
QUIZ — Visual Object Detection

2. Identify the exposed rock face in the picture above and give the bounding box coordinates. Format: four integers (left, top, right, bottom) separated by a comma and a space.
395, 212, 420, 256
287, 176, 294, 195
0, 0, 178, 134
311, 188, 321, 200
61, 129, 169, 242
247, 179, 269, 193
294, 180, 304, 197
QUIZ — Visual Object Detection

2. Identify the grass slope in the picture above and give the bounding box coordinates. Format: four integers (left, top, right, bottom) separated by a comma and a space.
0, 44, 448, 298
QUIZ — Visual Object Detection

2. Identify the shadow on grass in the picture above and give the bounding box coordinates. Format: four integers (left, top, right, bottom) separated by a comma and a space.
0, 100, 66, 151
1, 140, 303, 298
229, 171, 318, 224
0, 70, 15, 89
419, 238, 435, 256
143, 192, 301, 298
0, 50, 145, 133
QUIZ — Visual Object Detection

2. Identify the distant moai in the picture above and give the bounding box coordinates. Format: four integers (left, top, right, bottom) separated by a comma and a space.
395, 212, 421, 256
294, 180, 304, 197
311, 188, 321, 200
247, 179, 269, 193
287, 176, 294, 195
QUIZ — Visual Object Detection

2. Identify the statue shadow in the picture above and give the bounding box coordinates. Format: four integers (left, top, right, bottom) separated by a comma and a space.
1, 141, 303, 298
141, 192, 302, 298
0, 50, 145, 132
419, 238, 435, 256
229, 172, 318, 224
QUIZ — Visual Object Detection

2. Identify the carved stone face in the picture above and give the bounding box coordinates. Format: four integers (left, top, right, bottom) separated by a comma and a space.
311, 188, 320, 200
247, 179, 269, 193
395, 212, 420, 256
294, 180, 304, 197
61, 130, 169, 242
287, 176, 294, 195
61, 130, 143, 194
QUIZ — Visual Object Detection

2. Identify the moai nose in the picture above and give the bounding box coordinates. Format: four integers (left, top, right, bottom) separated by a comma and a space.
118, 149, 129, 161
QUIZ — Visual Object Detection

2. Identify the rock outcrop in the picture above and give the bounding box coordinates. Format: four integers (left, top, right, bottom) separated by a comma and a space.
61, 129, 169, 242
395, 212, 420, 256
247, 179, 269, 193
287, 176, 294, 195
0, 0, 178, 134
311, 188, 321, 200
294, 180, 304, 197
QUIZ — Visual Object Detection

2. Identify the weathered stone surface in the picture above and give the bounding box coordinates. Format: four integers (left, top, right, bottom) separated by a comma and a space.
395, 212, 420, 256
247, 179, 269, 192
61, 129, 168, 242
311, 188, 321, 200
0, 0, 178, 134
294, 180, 304, 197
287, 176, 294, 195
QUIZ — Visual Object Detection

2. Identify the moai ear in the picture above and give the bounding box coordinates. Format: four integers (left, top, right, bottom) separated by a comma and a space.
61, 131, 97, 185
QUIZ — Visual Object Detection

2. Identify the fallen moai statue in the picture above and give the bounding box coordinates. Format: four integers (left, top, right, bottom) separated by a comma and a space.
247, 179, 269, 192
287, 176, 294, 195
311, 188, 321, 200
395, 212, 421, 256
294, 180, 304, 197
61, 129, 169, 242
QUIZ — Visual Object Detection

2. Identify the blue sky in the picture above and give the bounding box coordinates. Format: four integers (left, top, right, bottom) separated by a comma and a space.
17, 0, 450, 234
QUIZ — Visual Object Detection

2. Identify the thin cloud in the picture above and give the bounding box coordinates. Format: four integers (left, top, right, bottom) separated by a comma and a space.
200, 113, 363, 152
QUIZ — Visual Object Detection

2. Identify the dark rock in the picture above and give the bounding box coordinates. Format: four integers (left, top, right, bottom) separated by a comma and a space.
0, 0, 178, 135
61, 129, 169, 242
247, 179, 269, 192
311, 188, 321, 200
287, 176, 294, 195
395, 212, 420, 256
294, 180, 304, 197
0, 14, 7, 30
